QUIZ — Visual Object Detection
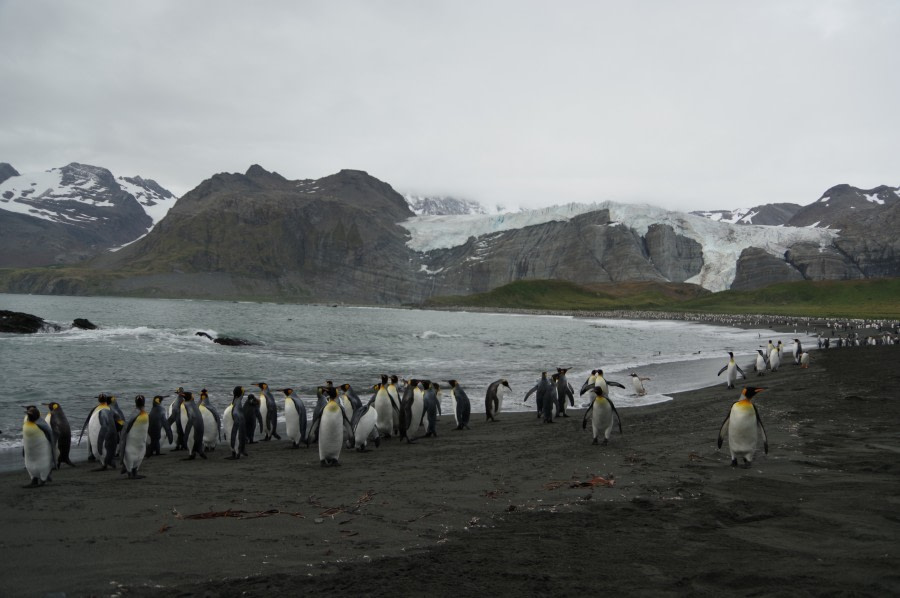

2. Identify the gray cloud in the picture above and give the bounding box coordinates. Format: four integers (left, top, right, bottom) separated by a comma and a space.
1, 0, 897, 211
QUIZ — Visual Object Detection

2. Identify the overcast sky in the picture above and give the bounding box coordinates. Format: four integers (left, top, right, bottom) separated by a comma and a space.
1, 0, 897, 211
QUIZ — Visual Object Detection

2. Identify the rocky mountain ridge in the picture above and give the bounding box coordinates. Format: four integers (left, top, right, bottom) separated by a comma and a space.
0, 165, 896, 302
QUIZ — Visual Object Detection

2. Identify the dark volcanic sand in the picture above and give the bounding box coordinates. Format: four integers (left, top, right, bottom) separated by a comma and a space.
1, 346, 898, 597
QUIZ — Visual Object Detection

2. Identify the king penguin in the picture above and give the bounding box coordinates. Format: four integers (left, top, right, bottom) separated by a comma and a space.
792, 339, 803, 365
223, 386, 248, 459
447, 380, 471, 430
398, 378, 423, 442
351, 400, 380, 452
313, 386, 349, 466
43, 401, 74, 468
386, 374, 402, 436
22, 405, 55, 487
717, 352, 746, 389
630, 373, 649, 397
281, 388, 308, 449
717, 387, 769, 468
582, 386, 623, 445
120, 395, 150, 479
754, 350, 768, 376
485, 379, 510, 422
423, 381, 442, 437
147, 395, 173, 457
372, 380, 397, 439
253, 382, 281, 441
555, 368, 575, 417
198, 389, 219, 451
769, 342, 781, 372
181, 392, 207, 460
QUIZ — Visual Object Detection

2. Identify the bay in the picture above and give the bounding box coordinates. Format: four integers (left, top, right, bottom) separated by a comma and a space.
0, 293, 801, 469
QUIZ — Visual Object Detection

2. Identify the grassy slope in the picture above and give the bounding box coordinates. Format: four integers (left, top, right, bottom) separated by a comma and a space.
426, 278, 900, 319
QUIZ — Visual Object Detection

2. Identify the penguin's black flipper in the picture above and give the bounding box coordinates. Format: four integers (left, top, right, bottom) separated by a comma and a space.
78, 404, 99, 445
717, 412, 731, 449
523, 385, 538, 402
582, 404, 593, 429
717, 365, 728, 377
755, 407, 769, 454
608, 381, 626, 389
607, 398, 623, 434
736, 364, 746, 379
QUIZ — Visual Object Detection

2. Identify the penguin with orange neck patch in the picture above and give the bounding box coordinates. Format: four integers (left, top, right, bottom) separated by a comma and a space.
717, 387, 768, 468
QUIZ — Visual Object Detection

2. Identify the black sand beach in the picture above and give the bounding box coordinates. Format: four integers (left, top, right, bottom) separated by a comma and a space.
1, 345, 898, 597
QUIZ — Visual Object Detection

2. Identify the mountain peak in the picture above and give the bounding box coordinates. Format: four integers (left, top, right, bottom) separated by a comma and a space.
0, 162, 19, 185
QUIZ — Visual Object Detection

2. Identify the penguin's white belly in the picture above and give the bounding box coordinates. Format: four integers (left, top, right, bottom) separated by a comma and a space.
200, 408, 217, 449
591, 398, 613, 439
632, 378, 643, 395
354, 408, 377, 448
23, 424, 53, 481
409, 398, 424, 433
87, 411, 103, 459
452, 395, 460, 426
495, 387, 508, 414
770, 350, 780, 370
728, 410, 759, 459
319, 410, 343, 461
756, 354, 766, 372
374, 394, 393, 435
259, 400, 271, 433
223, 406, 234, 447
123, 417, 149, 471
285, 402, 301, 443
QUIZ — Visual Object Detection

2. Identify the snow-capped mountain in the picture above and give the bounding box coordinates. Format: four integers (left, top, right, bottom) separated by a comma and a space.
404, 194, 488, 216
0, 162, 177, 267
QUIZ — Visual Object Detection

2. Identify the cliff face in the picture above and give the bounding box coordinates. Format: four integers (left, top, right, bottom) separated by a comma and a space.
420, 211, 704, 297
91, 166, 423, 303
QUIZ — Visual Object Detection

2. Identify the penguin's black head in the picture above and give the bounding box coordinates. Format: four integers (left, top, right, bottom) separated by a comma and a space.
501, 379, 510, 388
743, 387, 765, 400
630, 373, 637, 377
422, 380, 432, 389
24, 405, 40, 422
380, 374, 388, 384
447, 379, 457, 387
432, 383, 441, 391
48, 402, 60, 410
153, 396, 165, 404
390, 375, 399, 383
281, 388, 293, 395
200, 389, 208, 398
96, 393, 108, 404
597, 370, 604, 376
135, 395, 145, 408
183, 392, 194, 401
255, 382, 266, 390
325, 380, 334, 387
233, 386, 243, 398
247, 394, 258, 405
325, 386, 338, 399
728, 351, 734, 357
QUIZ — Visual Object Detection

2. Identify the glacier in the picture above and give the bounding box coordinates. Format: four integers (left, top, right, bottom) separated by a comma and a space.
398, 201, 838, 292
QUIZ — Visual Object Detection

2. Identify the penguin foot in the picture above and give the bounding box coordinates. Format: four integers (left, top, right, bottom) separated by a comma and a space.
183, 455, 196, 461
87, 454, 96, 461
561, 413, 569, 418
225, 455, 238, 460
198, 452, 208, 460
730, 459, 738, 467
592, 438, 598, 445
601, 439, 609, 446
272, 433, 281, 440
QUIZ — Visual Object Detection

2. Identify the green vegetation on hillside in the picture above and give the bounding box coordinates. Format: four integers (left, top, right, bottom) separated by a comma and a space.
426, 278, 900, 319
425, 280, 709, 311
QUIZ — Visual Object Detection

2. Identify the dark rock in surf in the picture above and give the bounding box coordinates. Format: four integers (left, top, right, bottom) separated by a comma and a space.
195, 331, 257, 346
73, 318, 98, 330
0, 310, 61, 334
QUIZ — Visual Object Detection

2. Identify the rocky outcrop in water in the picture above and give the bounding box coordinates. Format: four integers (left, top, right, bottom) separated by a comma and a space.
0, 310, 60, 334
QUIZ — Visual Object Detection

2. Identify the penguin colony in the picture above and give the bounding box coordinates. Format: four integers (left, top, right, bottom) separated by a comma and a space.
21, 329, 877, 486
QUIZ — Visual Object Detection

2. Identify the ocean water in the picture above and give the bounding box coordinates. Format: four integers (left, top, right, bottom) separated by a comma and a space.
0, 293, 807, 466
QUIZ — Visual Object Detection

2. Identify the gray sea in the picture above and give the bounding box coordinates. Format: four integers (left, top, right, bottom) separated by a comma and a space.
0, 293, 809, 470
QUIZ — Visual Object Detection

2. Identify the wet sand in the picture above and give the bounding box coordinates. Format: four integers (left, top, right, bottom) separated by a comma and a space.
0, 345, 898, 597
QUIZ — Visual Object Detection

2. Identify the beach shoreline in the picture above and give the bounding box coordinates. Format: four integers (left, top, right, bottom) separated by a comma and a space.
0, 344, 897, 596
